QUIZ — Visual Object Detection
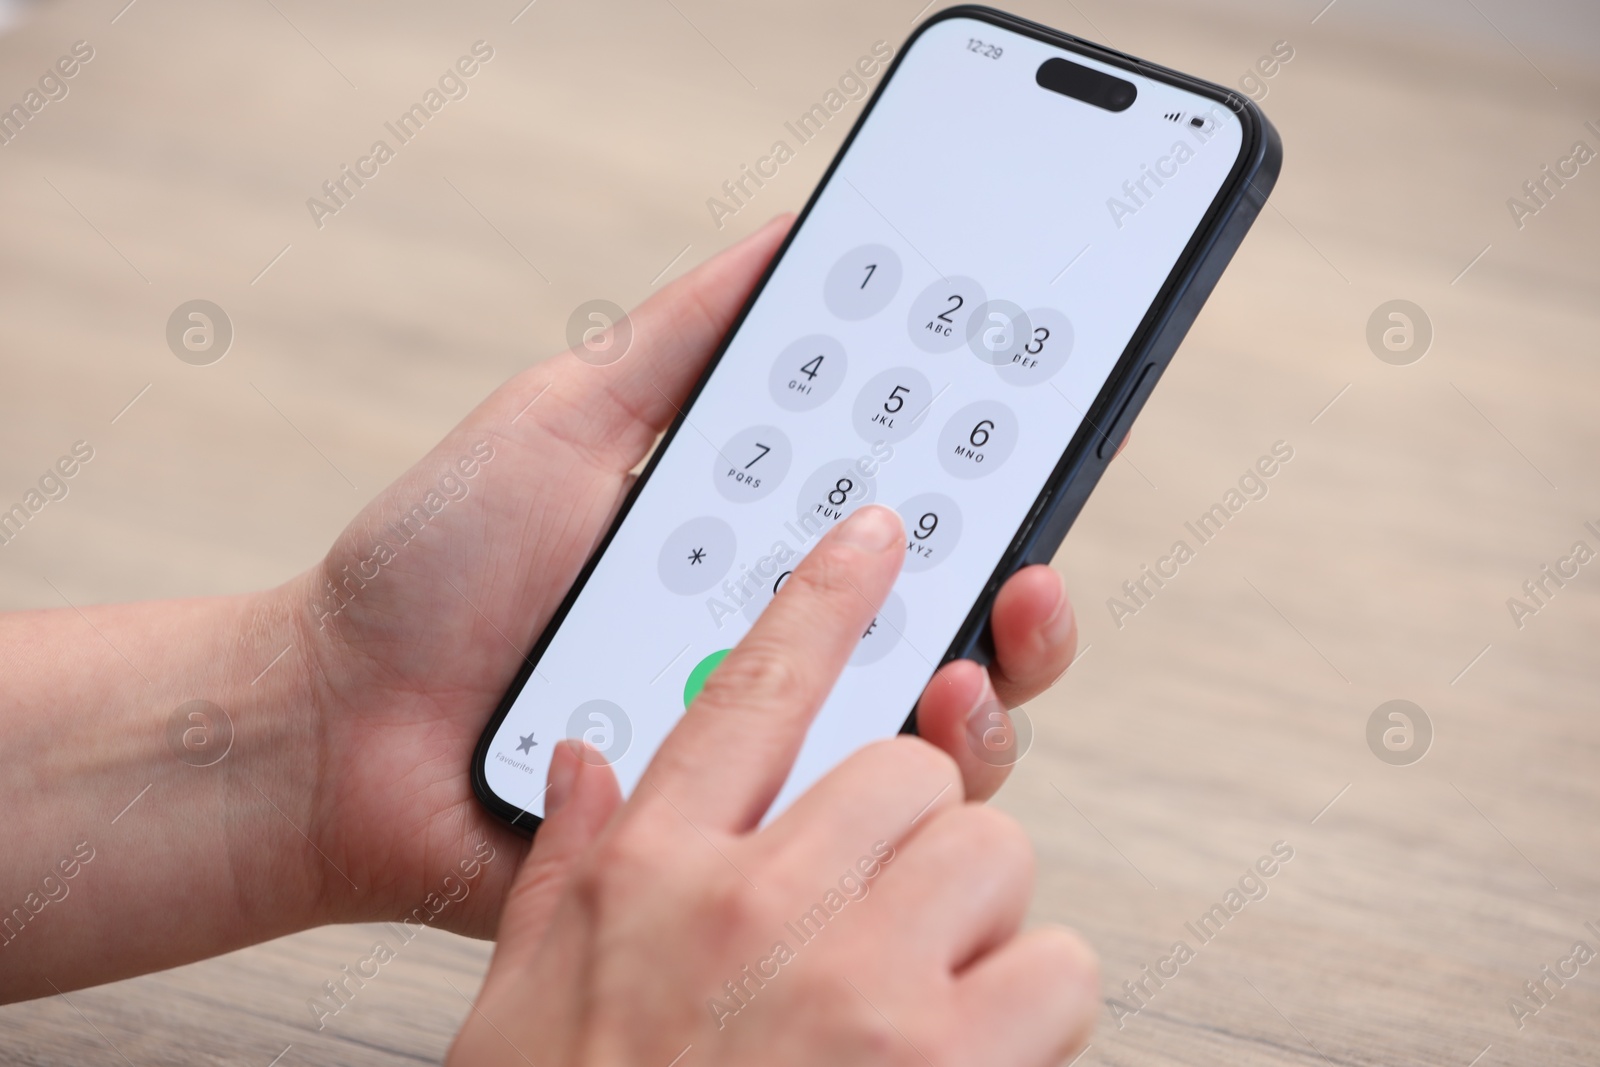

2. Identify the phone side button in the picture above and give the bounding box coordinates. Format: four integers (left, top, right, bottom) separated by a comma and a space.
1096, 364, 1155, 459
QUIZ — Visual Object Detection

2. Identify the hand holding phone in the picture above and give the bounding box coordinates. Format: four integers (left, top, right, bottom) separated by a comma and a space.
449, 504, 1098, 1066
282, 214, 1075, 942
475, 6, 1279, 831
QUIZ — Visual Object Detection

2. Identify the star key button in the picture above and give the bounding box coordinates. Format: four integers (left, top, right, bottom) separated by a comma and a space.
658, 516, 736, 595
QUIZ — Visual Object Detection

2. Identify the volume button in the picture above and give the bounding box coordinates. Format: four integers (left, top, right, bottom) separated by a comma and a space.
1096, 364, 1155, 459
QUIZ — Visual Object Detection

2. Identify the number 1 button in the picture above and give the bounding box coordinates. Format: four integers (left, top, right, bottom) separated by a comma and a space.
824, 244, 902, 321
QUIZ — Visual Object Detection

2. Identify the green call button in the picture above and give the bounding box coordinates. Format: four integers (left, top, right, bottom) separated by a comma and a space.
683, 649, 732, 708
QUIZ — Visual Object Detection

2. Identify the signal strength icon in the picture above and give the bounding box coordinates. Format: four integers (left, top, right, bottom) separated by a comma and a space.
1163, 110, 1186, 123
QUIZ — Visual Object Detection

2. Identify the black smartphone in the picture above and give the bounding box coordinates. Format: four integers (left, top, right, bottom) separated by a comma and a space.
473, 5, 1281, 831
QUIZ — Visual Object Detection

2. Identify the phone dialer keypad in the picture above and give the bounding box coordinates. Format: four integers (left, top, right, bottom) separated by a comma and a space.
895, 492, 963, 572
713, 425, 792, 503
796, 457, 878, 529
769, 334, 848, 412
907, 276, 987, 353
851, 367, 936, 444
995, 307, 1074, 385
936, 400, 1018, 480
824, 244, 902, 320
657, 516, 738, 595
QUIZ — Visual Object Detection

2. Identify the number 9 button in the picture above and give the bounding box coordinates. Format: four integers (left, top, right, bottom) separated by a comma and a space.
895, 492, 962, 572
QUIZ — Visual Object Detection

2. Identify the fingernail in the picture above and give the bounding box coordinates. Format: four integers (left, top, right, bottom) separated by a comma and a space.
836, 505, 902, 553
964, 682, 998, 746
546, 740, 582, 816
1042, 568, 1074, 645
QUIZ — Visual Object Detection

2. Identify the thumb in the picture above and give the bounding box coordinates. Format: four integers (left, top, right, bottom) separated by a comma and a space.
490, 740, 622, 963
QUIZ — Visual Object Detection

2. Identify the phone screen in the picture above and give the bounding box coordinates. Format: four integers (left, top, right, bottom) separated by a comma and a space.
482, 14, 1249, 821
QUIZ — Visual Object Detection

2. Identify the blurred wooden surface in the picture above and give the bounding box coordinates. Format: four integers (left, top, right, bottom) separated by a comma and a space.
2, 0, 1598, 1064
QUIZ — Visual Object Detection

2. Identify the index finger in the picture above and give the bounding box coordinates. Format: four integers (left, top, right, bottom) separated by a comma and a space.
640, 504, 905, 833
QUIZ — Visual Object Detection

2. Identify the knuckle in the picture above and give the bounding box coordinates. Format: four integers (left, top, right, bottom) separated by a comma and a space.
789, 975, 921, 1065
1032, 927, 1102, 1042
694, 865, 764, 938
923, 804, 1035, 884
895, 735, 963, 784
572, 813, 765, 945
964, 804, 1034, 865
567, 833, 638, 911
869, 736, 962, 800
1036, 925, 1101, 986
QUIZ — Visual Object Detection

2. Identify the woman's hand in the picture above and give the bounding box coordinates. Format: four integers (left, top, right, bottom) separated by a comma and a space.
295, 215, 1079, 936
448, 505, 1098, 1067
0, 216, 1078, 1002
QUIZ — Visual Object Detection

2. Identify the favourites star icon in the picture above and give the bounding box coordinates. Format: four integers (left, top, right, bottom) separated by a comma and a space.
517, 733, 537, 754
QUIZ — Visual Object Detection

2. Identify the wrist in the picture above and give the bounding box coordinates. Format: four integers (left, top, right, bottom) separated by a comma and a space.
162, 576, 340, 938
0, 580, 335, 998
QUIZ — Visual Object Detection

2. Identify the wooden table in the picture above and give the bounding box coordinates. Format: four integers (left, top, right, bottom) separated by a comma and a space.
2, 0, 1597, 1063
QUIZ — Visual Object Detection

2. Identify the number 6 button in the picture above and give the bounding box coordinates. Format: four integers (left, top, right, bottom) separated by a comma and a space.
895, 492, 963, 572
937, 400, 1019, 479
712, 425, 792, 503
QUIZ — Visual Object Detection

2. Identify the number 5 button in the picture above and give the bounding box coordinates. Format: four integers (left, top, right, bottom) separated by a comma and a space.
851, 367, 935, 445
712, 426, 792, 503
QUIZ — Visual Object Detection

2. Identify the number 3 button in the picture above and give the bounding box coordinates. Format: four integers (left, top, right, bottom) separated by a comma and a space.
895, 492, 963, 572
713, 426, 792, 503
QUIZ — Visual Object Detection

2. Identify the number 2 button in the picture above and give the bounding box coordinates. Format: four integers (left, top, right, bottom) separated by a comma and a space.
907, 276, 987, 354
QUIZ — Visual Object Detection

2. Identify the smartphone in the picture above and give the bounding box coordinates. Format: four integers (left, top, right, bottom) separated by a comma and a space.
473, 5, 1281, 831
